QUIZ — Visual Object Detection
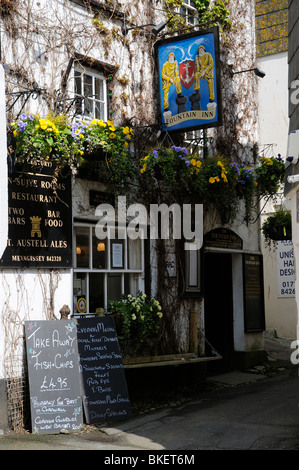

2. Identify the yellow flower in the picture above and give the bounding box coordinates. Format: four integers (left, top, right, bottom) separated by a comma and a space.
140, 163, 147, 174
123, 126, 133, 137
190, 159, 197, 166
13, 130, 18, 137
109, 132, 116, 139
143, 155, 150, 161
109, 124, 116, 132
221, 172, 228, 182
209, 177, 216, 184
124, 141, 128, 148
197, 161, 202, 168
39, 119, 48, 130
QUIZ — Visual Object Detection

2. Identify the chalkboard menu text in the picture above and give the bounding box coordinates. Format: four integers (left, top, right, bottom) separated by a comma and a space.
25, 320, 83, 434
76, 317, 132, 424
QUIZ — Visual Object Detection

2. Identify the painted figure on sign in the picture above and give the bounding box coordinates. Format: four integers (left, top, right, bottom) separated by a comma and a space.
161, 52, 183, 111
194, 45, 215, 102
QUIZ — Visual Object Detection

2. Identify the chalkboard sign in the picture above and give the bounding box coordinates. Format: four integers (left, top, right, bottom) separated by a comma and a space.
76, 317, 132, 424
243, 254, 265, 332
24, 320, 83, 434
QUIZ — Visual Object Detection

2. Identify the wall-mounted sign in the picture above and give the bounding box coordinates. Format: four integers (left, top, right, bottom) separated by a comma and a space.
0, 161, 72, 267
243, 254, 265, 332
155, 27, 222, 132
277, 240, 295, 298
204, 228, 243, 250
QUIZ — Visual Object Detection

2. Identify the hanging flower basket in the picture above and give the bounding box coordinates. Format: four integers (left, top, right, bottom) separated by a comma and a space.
262, 209, 292, 248
255, 155, 285, 195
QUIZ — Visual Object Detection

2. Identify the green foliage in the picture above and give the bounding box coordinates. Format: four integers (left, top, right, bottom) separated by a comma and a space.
139, 149, 258, 223
108, 292, 163, 348
11, 113, 84, 171
255, 155, 285, 195
163, 0, 231, 31
193, 0, 232, 30
262, 209, 292, 249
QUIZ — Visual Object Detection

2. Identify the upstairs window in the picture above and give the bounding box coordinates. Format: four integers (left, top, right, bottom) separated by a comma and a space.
74, 66, 107, 121
180, 0, 198, 25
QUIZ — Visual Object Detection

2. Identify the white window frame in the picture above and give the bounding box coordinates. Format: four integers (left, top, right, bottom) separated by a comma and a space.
73, 66, 107, 121
73, 222, 145, 314
180, 1, 198, 25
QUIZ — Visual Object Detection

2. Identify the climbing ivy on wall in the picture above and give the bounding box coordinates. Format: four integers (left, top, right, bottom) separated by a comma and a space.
163, 0, 231, 31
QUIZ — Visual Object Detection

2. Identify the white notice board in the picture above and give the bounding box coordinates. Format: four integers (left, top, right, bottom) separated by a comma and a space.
277, 240, 295, 298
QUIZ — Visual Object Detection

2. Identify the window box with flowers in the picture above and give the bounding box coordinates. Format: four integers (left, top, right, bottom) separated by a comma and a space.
10, 113, 135, 191
107, 291, 163, 358
10, 113, 85, 173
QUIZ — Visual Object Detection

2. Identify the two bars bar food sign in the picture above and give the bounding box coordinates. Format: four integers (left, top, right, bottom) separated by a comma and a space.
1, 156, 72, 267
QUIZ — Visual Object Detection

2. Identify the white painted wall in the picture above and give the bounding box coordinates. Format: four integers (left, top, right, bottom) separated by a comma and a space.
257, 51, 297, 339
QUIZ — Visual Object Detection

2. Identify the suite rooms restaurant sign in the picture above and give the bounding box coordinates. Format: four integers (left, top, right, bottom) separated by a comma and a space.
1, 156, 72, 267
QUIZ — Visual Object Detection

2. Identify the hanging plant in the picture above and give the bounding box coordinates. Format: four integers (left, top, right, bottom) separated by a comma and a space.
255, 155, 285, 196
139, 150, 257, 223
262, 209, 292, 249
10, 113, 85, 172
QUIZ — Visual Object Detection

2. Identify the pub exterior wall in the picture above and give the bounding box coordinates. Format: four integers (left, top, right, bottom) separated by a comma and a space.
0, 0, 265, 429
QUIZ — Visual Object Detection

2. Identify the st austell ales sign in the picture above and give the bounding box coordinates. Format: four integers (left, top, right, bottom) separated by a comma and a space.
1, 144, 72, 267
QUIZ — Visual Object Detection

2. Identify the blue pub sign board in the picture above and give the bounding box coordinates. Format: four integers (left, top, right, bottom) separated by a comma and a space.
155, 27, 222, 132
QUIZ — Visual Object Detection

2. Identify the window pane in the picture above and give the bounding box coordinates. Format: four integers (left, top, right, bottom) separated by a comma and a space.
95, 77, 104, 101
84, 74, 93, 97
75, 226, 90, 268
92, 229, 107, 269
89, 273, 105, 313
74, 71, 82, 96
124, 273, 139, 296
127, 237, 142, 270
73, 272, 87, 314
95, 101, 105, 120
107, 273, 122, 302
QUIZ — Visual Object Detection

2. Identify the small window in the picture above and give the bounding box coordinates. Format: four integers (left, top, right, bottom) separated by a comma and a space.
180, 0, 198, 25
74, 67, 107, 121
73, 222, 145, 315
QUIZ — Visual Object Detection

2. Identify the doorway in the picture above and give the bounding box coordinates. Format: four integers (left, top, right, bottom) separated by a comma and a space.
204, 252, 234, 371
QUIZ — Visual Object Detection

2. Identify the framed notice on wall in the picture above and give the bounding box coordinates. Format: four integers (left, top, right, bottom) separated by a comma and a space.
155, 27, 222, 132
243, 254, 265, 332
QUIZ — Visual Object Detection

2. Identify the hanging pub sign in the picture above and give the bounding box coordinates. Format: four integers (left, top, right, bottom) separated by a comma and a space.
0, 155, 72, 268
155, 26, 222, 132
